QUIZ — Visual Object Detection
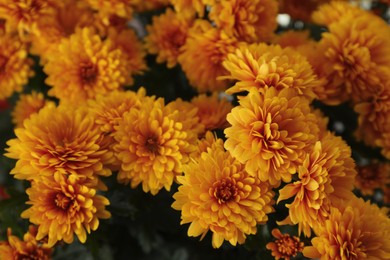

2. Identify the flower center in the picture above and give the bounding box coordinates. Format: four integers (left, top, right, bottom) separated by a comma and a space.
145, 137, 159, 154
54, 193, 72, 210
213, 178, 238, 204
275, 235, 303, 257
79, 61, 97, 84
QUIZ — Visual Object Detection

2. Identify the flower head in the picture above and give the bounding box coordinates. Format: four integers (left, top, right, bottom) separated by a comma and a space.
266, 228, 304, 260
21, 173, 111, 247
172, 144, 274, 248
355, 161, 390, 196
312, 1, 364, 27
83, 0, 133, 25
224, 87, 319, 186
279, 0, 334, 22
170, 0, 209, 17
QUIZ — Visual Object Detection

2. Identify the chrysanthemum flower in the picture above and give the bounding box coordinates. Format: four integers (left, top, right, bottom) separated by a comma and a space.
5, 104, 112, 183
278, 132, 357, 236
355, 161, 390, 196
191, 92, 233, 131
12, 91, 55, 128
178, 20, 239, 93
83, 0, 133, 25
0, 0, 62, 36
43, 27, 128, 103
170, 0, 209, 17
0, 226, 52, 259
222, 43, 320, 101
191, 131, 225, 161
172, 144, 274, 248
209, 0, 278, 43
266, 228, 304, 260
21, 173, 111, 247
0, 34, 34, 100
145, 8, 193, 68
224, 87, 319, 186
279, 0, 335, 22
114, 97, 196, 195
312, 1, 364, 27
303, 197, 390, 259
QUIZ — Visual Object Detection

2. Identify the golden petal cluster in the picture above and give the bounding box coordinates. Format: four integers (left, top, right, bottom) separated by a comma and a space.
303, 197, 390, 259
170, 0, 210, 17
355, 161, 390, 196
145, 8, 194, 68
5, 104, 112, 183
0, 34, 34, 100
222, 43, 320, 101
266, 228, 304, 260
83, 0, 133, 25
191, 131, 225, 161
43, 27, 128, 103
21, 173, 111, 247
224, 87, 320, 186
114, 96, 196, 195
178, 20, 239, 93
209, 0, 278, 43
278, 132, 357, 236
172, 143, 274, 248
311, 1, 364, 27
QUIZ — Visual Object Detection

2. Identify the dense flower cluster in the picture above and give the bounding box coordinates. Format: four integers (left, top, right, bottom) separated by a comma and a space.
0, 0, 389, 258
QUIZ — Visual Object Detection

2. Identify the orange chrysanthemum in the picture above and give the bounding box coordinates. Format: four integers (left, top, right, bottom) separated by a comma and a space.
311, 1, 364, 27
145, 8, 193, 68
355, 161, 390, 196
12, 91, 55, 128
224, 87, 319, 186
266, 228, 304, 260
83, 0, 133, 25
114, 97, 196, 195
279, 0, 336, 22
191, 92, 233, 131
191, 130, 225, 161
170, 0, 209, 17
222, 43, 320, 101
172, 144, 274, 248
303, 197, 390, 259
0, 34, 34, 100
43, 27, 128, 103
5, 104, 112, 184
0, 226, 52, 260
209, 0, 278, 43
21, 174, 111, 247
178, 20, 239, 93
278, 132, 357, 236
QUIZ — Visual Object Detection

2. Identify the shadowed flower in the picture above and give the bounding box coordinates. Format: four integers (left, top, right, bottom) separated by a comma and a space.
43, 27, 128, 103
266, 228, 304, 260
355, 161, 390, 196
130, 0, 170, 12
224, 87, 319, 186
279, 0, 335, 22
0, 34, 34, 100
5, 104, 112, 184
21, 173, 111, 247
312, 1, 364, 27
222, 43, 320, 101
0, 226, 52, 259
12, 91, 55, 128
172, 144, 274, 248
278, 132, 357, 236
303, 197, 390, 259
178, 20, 239, 93
145, 8, 193, 68
191, 92, 233, 131
209, 0, 278, 43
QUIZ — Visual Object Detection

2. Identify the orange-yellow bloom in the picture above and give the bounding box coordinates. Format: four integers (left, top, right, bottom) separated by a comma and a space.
355, 161, 390, 196
172, 144, 274, 248
266, 228, 304, 260
170, 0, 209, 17
209, 0, 278, 43
83, 0, 133, 25
224, 87, 319, 186
279, 0, 337, 22
278, 132, 357, 236
303, 197, 390, 259
21, 173, 111, 247
312, 1, 365, 27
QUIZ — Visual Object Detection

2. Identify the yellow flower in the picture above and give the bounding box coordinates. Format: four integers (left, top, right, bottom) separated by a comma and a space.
222, 43, 320, 101
145, 8, 193, 68
312, 1, 364, 27
0, 226, 52, 260
191, 130, 225, 161
12, 91, 55, 128
43, 27, 128, 103
0, 0, 62, 36
224, 87, 319, 186
5, 104, 112, 184
0, 34, 34, 100
266, 228, 304, 260
83, 0, 133, 25
114, 97, 195, 195
355, 161, 390, 196
278, 132, 357, 236
21, 173, 111, 247
209, 0, 278, 43
191, 92, 233, 131
303, 197, 390, 259
178, 20, 239, 93
172, 144, 274, 248
170, 0, 209, 17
